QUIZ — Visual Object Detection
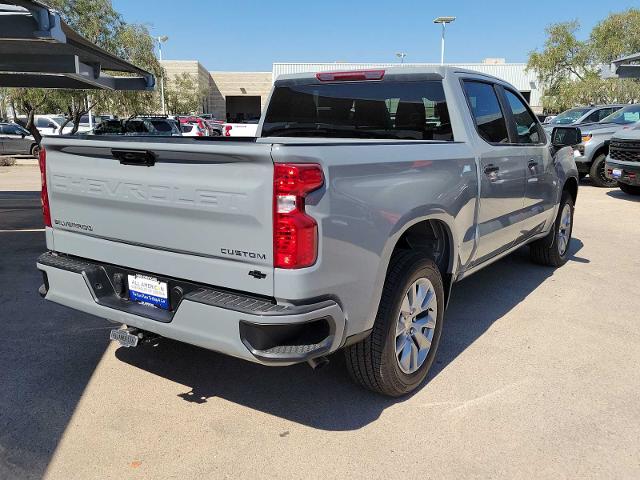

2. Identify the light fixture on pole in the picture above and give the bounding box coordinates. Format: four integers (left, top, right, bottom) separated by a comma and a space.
396, 52, 407, 64
156, 35, 169, 114
433, 16, 455, 65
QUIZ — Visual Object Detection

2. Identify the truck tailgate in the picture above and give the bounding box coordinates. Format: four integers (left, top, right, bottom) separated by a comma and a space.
43, 137, 274, 296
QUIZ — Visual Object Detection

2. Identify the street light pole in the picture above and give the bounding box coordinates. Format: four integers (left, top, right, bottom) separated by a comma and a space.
396, 52, 407, 64
156, 35, 169, 115
440, 22, 445, 65
433, 16, 456, 65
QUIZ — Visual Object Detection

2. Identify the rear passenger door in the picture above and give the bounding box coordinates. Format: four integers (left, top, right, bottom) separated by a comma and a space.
501, 88, 554, 240
462, 80, 527, 264
0, 124, 21, 154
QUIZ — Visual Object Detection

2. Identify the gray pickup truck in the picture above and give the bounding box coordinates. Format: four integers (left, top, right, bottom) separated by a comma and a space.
572, 104, 640, 187
36, 67, 580, 396
606, 131, 640, 195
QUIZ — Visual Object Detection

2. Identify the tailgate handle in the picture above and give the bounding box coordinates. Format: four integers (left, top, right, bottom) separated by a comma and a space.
112, 149, 157, 166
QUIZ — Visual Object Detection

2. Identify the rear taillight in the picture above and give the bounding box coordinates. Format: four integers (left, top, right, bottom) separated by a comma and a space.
273, 163, 324, 269
224, 125, 232, 136
38, 147, 51, 227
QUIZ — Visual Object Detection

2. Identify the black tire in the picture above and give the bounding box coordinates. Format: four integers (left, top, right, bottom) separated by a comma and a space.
589, 154, 617, 188
529, 191, 574, 267
618, 182, 640, 196
30, 144, 40, 157
344, 250, 445, 397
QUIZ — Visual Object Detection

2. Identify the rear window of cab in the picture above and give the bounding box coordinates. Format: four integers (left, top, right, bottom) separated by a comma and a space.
262, 80, 454, 141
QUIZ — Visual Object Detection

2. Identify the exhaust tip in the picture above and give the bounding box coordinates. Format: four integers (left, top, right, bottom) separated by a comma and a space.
307, 356, 329, 370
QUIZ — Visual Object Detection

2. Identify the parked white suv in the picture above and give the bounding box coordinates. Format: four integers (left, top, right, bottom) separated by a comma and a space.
35, 116, 70, 136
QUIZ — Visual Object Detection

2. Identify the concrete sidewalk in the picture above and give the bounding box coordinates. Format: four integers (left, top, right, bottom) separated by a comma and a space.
0, 164, 40, 192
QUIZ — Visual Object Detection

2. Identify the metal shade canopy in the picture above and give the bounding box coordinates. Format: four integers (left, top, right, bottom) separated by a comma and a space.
610, 52, 640, 79
0, 0, 155, 90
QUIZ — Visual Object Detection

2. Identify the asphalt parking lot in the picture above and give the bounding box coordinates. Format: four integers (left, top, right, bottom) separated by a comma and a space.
1, 165, 639, 480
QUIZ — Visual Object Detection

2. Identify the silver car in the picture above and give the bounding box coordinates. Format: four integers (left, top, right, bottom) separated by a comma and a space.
545, 105, 625, 131
0, 122, 39, 156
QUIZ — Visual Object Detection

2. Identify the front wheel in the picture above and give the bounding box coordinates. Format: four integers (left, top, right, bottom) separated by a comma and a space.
589, 154, 617, 188
529, 191, 574, 267
345, 251, 444, 397
618, 182, 640, 196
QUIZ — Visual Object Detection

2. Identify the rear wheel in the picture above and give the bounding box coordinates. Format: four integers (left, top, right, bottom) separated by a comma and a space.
345, 251, 444, 397
530, 191, 574, 267
30, 144, 40, 157
589, 154, 617, 188
618, 182, 640, 196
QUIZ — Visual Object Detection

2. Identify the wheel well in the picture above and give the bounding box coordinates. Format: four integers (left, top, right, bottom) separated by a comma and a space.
592, 145, 609, 162
564, 177, 578, 205
392, 219, 451, 279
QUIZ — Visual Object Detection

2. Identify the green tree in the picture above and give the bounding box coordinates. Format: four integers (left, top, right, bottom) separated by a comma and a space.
590, 9, 640, 64
164, 73, 207, 115
528, 9, 640, 112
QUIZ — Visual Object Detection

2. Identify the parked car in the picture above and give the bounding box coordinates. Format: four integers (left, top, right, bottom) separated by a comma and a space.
177, 116, 211, 136
0, 122, 39, 156
204, 120, 223, 136
572, 104, 640, 187
93, 117, 182, 136
36, 67, 580, 397
35, 115, 71, 135
199, 114, 222, 122
544, 105, 625, 132
75, 114, 103, 133
180, 122, 208, 137
606, 132, 640, 195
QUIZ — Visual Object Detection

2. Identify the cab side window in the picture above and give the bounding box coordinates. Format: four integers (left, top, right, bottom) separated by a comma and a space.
585, 110, 601, 123
504, 89, 542, 144
597, 108, 614, 121
462, 81, 509, 144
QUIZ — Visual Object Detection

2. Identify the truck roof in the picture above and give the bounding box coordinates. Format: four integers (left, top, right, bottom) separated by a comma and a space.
274, 65, 510, 85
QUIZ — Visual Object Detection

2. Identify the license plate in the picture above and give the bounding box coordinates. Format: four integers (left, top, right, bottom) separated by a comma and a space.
128, 274, 169, 310
612, 168, 622, 178
110, 329, 139, 347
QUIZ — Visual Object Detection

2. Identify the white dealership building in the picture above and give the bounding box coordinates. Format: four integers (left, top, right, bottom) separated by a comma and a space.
162, 58, 542, 121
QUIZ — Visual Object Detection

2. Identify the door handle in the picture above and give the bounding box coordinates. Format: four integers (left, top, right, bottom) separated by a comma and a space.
484, 164, 499, 175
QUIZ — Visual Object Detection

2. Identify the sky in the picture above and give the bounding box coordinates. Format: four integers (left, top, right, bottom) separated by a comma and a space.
112, 0, 640, 71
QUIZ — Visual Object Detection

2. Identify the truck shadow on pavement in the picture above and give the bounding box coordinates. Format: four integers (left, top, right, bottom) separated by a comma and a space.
0, 191, 112, 480
606, 190, 640, 202
116, 239, 587, 431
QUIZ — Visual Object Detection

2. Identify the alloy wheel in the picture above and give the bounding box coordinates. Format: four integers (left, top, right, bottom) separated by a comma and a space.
395, 278, 438, 374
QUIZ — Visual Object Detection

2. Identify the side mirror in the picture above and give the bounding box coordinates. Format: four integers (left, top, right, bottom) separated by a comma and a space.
551, 126, 581, 147
21, 132, 26, 138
